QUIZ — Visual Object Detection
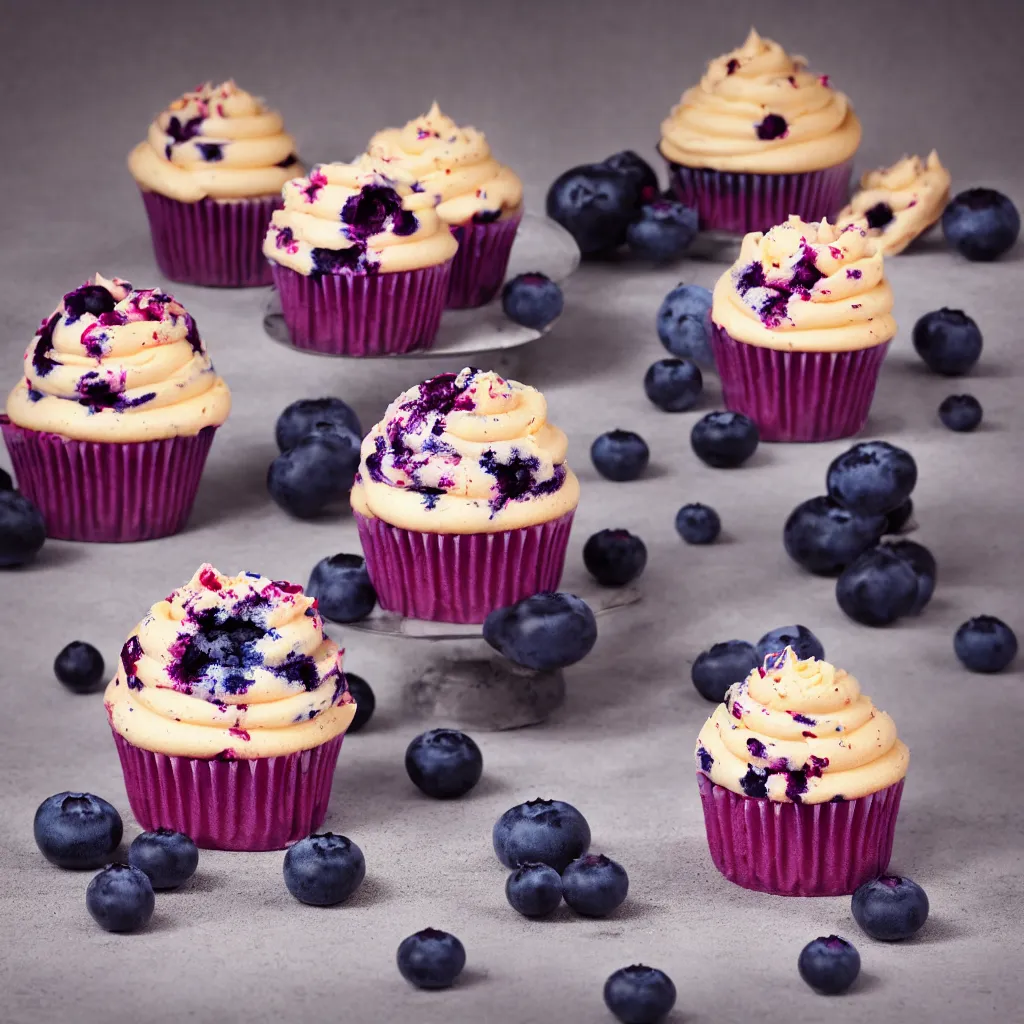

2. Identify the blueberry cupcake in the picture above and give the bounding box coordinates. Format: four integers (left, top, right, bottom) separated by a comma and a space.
105, 565, 356, 851
2, 275, 230, 542
696, 647, 909, 896
128, 80, 302, 287
350, 368, 579, 623
263, 156, 458, 355
710, 215, 894, 442
367, 103, 523, 308
659, 29, 860, 234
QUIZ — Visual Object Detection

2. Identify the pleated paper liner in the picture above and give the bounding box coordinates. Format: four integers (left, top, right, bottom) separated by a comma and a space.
446, 210, 523, 309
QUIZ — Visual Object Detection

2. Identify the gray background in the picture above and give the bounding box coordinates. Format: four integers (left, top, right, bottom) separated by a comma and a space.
1, 0, 1022, 1021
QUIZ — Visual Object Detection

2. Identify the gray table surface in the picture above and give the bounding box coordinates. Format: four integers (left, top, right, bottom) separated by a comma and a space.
1, 1, 1022, 1021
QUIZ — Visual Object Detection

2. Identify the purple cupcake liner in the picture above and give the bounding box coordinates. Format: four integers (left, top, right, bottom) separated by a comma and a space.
112, 732, 345, 851
663, 158, 853, 235
354, 510, 575, 624
697, 774, 904, 896
446, 210, 523, 309
271, 260, 452, 356
139, 191, 280, 287
0, 417, 217, 542
710, 325, 890, 442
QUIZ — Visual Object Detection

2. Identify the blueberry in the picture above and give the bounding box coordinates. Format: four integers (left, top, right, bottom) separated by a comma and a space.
691, 411, 759, 468
798, 935, 861, 995
691, 640, 759, 702
275, 397, 362, 452
0, 467, 12, 490
63, 284, 116, 321
942, 187, 1020, 261
34, 792, 123, 869
675, 502, 721, 545
405, 728, 483, 799
836, 547, 919, 626
306, 553, 377, 622
656, 283, 714, 364
604, 965, 677, 1024
561, 853, 628, 917
396, 928, 466, 990
885, 539, 937, 614
938, 394, 983, 432
128, 829, 199, 890
600, 150, 660, 207
493, 798, 591, 871
784, 496, 886, 576
852, 875, 930, 941
912, 308, 983, 376
483, 592, 598, 672
884, 497, 914, 535
591, 430, 650, 482
546, 164, 638, 256
53, 641, 105, 694
627, 199, 699, 261
283, 833, 366, 906
643, 358, 702, 412
505, 862, 563, 918
501, 273, 564, 330
954, 615, 1017, 673
0, 489, 46, 568
755, 625, 824, 664
267, 430, 361, 519
343, 672, 375, 733
86, 864, 155, 933
827, 441, 918, 517
583, 529, 647, 586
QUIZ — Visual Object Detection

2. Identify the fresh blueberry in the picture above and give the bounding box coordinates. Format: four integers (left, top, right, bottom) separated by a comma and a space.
885, 540, 937, 614
0, 467, 12, 491
600, 150, 660, 207
493, 798, 591, 871
405, 728, 483, 799
604, 965, 677, 1024
798, 935, 861, 995
755, 625, 824, 664
938, 394, 983, 432
86, 864, 155, 933
483, 592, 598, 672
283, 833, 366, 906
691, 640, 759, 702
591, 430, 650, 481
643, 358, 703, 412
64, 284, 116, 321
884, 497, 914, 535
827, 441, 918, 517
34, 792, 123, 869
954, 615, 1018, 673
306, 553, 377, 622
784, 496, 886, 576
53, 641, 105, 694
852, 875, 930, 941
128, 829, 199, 890
561, 853, 628, 917
275, 397, 362, 452
396, 928, 466, 990
836, 547, 919, 626
912, 308, 983, 376
267, 430, 361, 519
691, 411, 759, 468
627, 199, 699, 261
505, 862, 563, 918
343, 672, 375, 733
501, 273, 564, 330
942, 188, 1020, 261
656, 283, 714, 364
583, 529, 647, 586
546, 164, 638, 255
675, 502, 721, 545
0, 489, 46, 568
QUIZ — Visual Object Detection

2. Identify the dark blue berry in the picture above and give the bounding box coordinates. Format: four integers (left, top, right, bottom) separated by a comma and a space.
275, 397, 362, 452
396, 928, 466, 990
656, 284, 713, 364
54, 641, 105, 694
938, 394, 982, 432
62, 284, 116, 321
601, 151, 660, 206
884, 497, 914, 535
604, 965, 677, 1024
755, 625, 824, 663
912, 309, 983, 376
505, 862, 563, 918
798, 935, 861, 994
836, 547, 919, 626
405, 728, 483, 799
493, 799, 591, 871
626, 199, 698, 261
86, 864, 155, 933
852, 875, 930, 941
561, 853, 628, 917
583, 529, 647, 586
34, 792, 123, 869
267, 430, 361, 518
885, 540, 936, 614
643, 358, 702, 412
942, 188, 1020, 261
691, 411, 759, 468
692, 640, 759, 702
954, 615, 1017, 673
128, 829, 199, 890
0, 467, 11, 491
306, 553, 377, 623
827, 441, 918, 517
591, 430, 650, 481
501, 273, 564, 330
546, 164, 638, 255
343, 672, 375, 733
675, 503, 721, 544
0, 489, 46, 568
784, 496, 886, 576
283, 833, 366, 906
483, 592, 598, 672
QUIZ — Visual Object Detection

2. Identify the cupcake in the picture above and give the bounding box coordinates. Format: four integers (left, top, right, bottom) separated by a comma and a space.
263, 156, 458, 355
1, 275, 230, 542
128, 80, 302, 287
105, 565, 356, 851
836, 152, 951, 255
350, 367, 579, 623
658, 29, 860, 234
710, 215, 895, 442
695, 648, 908, 896
367, 103, 524, 309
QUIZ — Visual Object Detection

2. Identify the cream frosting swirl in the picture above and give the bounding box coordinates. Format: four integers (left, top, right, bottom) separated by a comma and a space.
104, 565, 356, 759
367, 102, 523, 225
128, 81, 302, 202
836, 151, 951, 255
5, 274, 230, 443
350, 367, 579, 533
659, 29, 861, 173
711, 215, 896, 352
696, 648, 909, 803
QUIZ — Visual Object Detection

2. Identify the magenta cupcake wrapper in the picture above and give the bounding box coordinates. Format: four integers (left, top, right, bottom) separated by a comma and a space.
446, 211, 523, 309
271, 260, 452, 356
663, 159, 853, 235
140, 191, 280, 287
0, 417, 216, 542
710, 324, 890, 442
354, 510, 574, 624
112, 732, 345, 851
697, 774, 904, 896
